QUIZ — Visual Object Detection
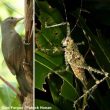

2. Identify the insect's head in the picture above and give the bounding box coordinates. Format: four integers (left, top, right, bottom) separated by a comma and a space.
62, 37, 73, 48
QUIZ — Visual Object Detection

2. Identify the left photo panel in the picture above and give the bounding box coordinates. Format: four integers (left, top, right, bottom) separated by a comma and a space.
0, 0, 33, 110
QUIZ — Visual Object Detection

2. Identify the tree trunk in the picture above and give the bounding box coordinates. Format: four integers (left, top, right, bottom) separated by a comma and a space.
22, 0, 33, 109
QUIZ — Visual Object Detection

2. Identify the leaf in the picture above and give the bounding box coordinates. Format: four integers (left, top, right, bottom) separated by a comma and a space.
35, 50, 63, 90
61, 80, 78, 102
37, 1, 66, 50
47, 74, 75, 110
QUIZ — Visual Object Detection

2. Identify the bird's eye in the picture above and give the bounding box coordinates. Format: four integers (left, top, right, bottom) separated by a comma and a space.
10, 17, 14, 19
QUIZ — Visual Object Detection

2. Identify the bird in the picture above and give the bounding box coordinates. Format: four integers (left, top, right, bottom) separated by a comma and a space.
1, 17, 31, 97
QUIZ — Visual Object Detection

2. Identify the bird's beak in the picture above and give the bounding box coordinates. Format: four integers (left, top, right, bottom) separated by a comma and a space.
16, 17, 24, 22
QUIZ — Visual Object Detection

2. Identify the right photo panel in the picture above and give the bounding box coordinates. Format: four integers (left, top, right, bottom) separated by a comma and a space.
36, 0, 110, 110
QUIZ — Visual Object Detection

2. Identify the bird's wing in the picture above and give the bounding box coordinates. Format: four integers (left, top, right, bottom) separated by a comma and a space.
2, 32, 25, 75
10, 32, 25, 75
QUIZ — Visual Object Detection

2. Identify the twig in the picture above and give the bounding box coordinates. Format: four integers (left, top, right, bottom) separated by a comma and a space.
0, 75, 21, 96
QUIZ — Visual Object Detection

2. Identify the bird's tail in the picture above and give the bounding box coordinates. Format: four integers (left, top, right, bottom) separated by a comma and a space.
16, 71, 31, 96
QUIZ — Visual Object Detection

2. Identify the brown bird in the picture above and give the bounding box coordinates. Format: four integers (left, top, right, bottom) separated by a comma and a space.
1, 17, 31, 96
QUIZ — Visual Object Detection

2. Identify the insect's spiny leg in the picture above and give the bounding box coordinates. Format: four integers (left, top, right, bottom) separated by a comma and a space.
45, 21, 70, 37
76, 41, 85, 46
73, 75, 108, 108
75, 65, 109, 77
45, 22, 67, 28
89, 71, 98, 81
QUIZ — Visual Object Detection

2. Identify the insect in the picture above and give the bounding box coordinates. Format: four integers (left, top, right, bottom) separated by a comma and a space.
62, 34, 89, 109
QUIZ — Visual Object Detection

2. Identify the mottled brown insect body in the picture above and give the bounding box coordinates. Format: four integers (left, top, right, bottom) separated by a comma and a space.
62, 36, 87, 89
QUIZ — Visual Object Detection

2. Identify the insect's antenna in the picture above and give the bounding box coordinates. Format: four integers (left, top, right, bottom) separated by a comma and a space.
61, 0, 71, 37
62, 0, 83, 37
61, 0, 68, 22
69, 0, 83, 36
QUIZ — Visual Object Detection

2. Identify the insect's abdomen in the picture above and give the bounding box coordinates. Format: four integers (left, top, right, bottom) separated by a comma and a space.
64, 37, 87, 89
